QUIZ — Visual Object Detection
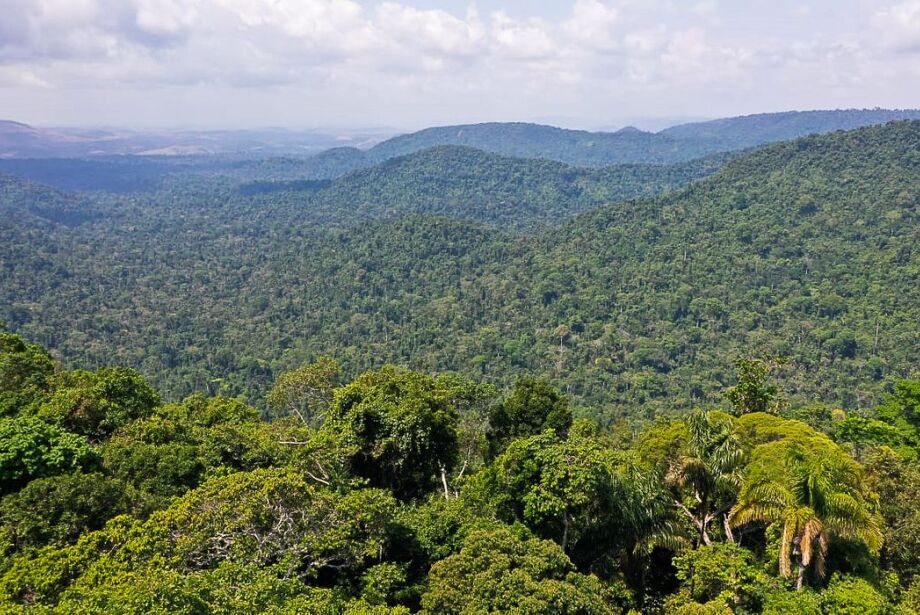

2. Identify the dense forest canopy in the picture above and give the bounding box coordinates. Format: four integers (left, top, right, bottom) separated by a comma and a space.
1, 121, 917, 420
1, 328, 919, 613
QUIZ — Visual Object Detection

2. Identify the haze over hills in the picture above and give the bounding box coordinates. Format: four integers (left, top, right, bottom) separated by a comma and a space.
0, 119, 389, 159
4, 108, 920, 171
2, 121, 917, 419
327, 108, 920, 172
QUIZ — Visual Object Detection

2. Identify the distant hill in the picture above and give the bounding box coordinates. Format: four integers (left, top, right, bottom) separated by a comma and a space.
660, 108, 920, 149
0, 120, 90, 158
341, 108, 920, 169
0, 119, 387, 159
362, 122, 688, 166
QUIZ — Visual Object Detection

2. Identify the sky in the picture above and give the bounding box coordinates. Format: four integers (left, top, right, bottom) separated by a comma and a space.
0, 0, 919, 130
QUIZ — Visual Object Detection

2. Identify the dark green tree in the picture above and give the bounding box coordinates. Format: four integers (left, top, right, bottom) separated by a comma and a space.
0, 331, 54, 416
487, 377, 572, 458
322, 366, 465, 500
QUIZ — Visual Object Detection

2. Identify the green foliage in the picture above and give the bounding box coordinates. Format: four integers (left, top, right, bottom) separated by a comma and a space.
819, 575, 891, 614
0, 337, 913, 612
171, 393, 262, 427
4, 122, 918, 418
834, 415, 911, 455
492, 430, 620, 553
99, 394, 286, 499
724, 358, 782, 415
0, 472, 148, 555
669, 542, 771, 611
420, 527, 620, 614
731, 427, 882, 588
156, 468, 396, 578
876, 380, 920, 442
36, 368, 160, 439
762, 589, 822, 614
3, 108, 920, 615
489, 428, 678, 573
308, 145, 725, 231
904, 577, 920, 614
0, 416, 99, 495
863, 447, 920, 584
662, 411, 746, 546
395, 496, 500, 565
323, 366, 468, 500
359, 563, 408, 606
487, 377, 572, 457
55, 562, 346, 614
0, 332, 54, 416
267, 357, 340, 425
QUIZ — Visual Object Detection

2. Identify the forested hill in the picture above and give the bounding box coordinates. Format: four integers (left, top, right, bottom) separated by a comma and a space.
660, 108, 920, 149
1, 121, 918, 418
355, 108, 920, 168
214, 108, 920, 182
277, 145, 729, 231
365, 123, 685, 166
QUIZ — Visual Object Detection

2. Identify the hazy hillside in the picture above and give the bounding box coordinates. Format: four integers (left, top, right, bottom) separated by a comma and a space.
662, 108, 920, 148
354, 108, 920, 168
0, 119, 388, 159
365, 122, 692, 166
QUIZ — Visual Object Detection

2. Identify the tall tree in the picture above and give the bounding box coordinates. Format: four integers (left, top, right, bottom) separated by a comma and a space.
486, 377, 572, 458
665, 411, 746, 546
322, 366, 465, 500
266, 357, 340, 426
724, 358, 783, 416
730, 443, 882, 590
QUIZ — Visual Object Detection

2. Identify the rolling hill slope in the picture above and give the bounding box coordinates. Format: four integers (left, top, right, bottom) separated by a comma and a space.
259, 145, 730, 231
353, 108, 920, 169
1, 122, 918, 419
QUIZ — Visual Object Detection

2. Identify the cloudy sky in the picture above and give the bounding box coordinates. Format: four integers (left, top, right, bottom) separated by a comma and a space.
1, 0, 919, 129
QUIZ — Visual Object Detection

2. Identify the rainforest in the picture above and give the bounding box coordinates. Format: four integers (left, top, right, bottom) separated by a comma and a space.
1, 108, 919, 613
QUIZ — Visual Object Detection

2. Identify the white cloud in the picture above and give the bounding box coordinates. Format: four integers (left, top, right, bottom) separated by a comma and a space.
0, 0, 917, 127
562, 0, 621, 51
873, 0, 920, 51
376, 3, 485, 58
490, 11, 556, 60
135, 0, 199, 38
0, 66, 54, 88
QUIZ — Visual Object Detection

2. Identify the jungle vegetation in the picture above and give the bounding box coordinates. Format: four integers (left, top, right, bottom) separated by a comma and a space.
1, 330, 919, 613
1, 121, 917, 421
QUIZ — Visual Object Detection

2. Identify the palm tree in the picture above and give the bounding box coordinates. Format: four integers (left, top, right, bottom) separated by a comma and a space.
618, 463, 687, 610
729, 444, 882, 589
666, 411, 746, 546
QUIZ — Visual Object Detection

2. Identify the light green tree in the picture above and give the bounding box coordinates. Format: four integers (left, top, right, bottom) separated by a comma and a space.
730, 444, 882, 590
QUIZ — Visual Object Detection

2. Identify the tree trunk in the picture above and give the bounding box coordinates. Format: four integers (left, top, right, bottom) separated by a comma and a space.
562, 513, 570, 551
723, 514, 735, 544
439, 465, 450, 501
796, 559, 806, 591
699, 497, 711, 546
